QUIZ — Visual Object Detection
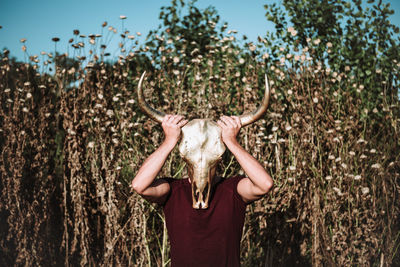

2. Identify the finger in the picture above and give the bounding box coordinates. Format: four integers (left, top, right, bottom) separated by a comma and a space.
177, 119, 188, 128
162, 114, 172, 123
168, 114, 176, 123
217, 120, 226, 129
220, 116, 235, 128
232, 116, 242, 128
171, 115, 184, 124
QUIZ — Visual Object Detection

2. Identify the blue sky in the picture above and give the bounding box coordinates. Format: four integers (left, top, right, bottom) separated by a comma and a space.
0, 0, 399, 62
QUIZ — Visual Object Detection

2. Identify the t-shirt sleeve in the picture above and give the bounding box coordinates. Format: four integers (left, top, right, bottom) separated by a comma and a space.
226, 175, 248, 206
160, 177, 179, 206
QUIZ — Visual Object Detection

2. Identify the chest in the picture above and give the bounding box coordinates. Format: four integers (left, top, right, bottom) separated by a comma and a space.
163, 182, 242, 235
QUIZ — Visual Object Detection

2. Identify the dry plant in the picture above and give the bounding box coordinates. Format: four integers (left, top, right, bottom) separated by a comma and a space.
0, 18, 399, 267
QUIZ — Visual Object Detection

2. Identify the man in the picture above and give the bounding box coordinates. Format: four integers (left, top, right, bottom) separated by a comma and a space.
131, 114, 273, 266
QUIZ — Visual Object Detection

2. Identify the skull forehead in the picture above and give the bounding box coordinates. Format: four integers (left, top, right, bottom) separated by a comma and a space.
179, 119, 225, 162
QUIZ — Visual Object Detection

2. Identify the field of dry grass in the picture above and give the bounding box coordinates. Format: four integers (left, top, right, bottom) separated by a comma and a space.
0, 15, 399, 266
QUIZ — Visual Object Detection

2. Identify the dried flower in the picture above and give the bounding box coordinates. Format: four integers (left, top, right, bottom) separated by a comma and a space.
361, 187, 370, 195
371, 163, 381, 169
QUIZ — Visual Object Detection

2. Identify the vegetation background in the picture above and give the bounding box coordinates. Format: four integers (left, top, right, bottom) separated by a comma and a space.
1, 0, 399, 266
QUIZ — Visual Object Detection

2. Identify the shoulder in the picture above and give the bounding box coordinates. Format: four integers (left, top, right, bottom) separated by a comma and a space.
161, 178, 189, 193
220, 175, 246, 188
218, 175, 247, 204
163, 178, 187, 186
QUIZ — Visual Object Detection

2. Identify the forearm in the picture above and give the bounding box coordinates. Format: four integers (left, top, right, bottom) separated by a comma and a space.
131, 139, 175, 194
225, 139, 273, 192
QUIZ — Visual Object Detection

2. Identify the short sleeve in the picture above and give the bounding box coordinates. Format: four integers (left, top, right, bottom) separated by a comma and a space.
225, 175, 247, 206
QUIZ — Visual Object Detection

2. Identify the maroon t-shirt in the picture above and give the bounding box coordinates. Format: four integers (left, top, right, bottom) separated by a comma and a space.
163, 176, 247, 267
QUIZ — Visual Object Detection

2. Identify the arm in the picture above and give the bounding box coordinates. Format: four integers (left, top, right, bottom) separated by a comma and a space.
217, 116, 273, 203
131, 115, 188, 204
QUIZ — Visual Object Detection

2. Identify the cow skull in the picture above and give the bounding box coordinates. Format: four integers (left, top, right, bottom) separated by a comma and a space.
137, 71, 270, 209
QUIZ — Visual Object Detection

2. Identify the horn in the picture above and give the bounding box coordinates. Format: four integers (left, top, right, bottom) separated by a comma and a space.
239, 74, 271, 127
137, 71, 166, 123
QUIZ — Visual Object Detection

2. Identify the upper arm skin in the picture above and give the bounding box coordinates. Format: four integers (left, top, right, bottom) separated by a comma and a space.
237, 177, 273, 204
137, 179, 171, 205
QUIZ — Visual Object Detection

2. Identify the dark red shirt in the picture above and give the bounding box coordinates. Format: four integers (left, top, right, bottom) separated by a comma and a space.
163, 176, 247, 267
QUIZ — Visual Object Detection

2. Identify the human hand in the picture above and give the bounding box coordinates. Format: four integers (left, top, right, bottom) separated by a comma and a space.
216, 115, 241, 145
162, 114, 188, 146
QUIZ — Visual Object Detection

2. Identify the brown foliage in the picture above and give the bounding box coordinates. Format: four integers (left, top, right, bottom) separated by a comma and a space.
0, 50, 399, 266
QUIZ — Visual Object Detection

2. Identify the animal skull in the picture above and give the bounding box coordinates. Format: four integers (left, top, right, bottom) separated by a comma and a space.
137, 71, 270, 209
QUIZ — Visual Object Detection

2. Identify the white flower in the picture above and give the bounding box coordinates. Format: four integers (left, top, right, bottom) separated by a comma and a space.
272, 126, 279, 132
326, 42, 332, 48
289, 166, 296, 171
119, 15, 127, 19
239, 58, 245, 64
325, 175, 332, 181
173, 57, 180, 63
262, 53, 269, 59
88, 142, 95, 148
128, 99, 135, 104
361, 187, 370, 195
313, 39, 321, 45
371, 163, 381, 169
98, 93, 103, 100
26, 92, 32, 99
356, 138, 366, 144
354, 175, 361, 180
106, 109, 114, 117
333, 187, 343, 196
